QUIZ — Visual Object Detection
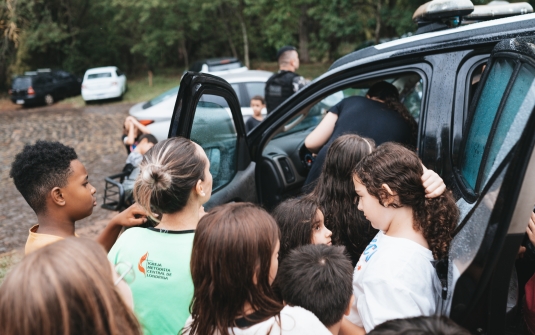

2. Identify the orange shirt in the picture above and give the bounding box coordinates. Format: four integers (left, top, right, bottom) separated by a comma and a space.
24, 224, 69, 254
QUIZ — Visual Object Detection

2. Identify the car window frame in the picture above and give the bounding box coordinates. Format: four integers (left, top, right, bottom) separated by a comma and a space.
254, 63, 432, 160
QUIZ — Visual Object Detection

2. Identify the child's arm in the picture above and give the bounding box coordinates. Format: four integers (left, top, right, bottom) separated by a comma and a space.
339, 317, 366, 335
96, 203, 148, 252
124, 121, 137, 146
129, 117, 151, 135
421, 165, 446, 198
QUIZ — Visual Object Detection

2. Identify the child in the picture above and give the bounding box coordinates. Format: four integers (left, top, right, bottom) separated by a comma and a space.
277, 244, 354, 335
344, 142, 459, 333
367, 315, 470, 335
245, 95, 265, 132
271, 196, 332, 263
9, 141, 148, 254
109, 137, 212, 335
308, 134, 447, 266
0, 238, 142, 335
122, 133, 158, 195
123, 115, 152, 154
183, 202, 331, 335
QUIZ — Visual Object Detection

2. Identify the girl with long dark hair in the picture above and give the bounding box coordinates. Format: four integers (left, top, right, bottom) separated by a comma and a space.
311, 134, 377, 266
343, 142, 459, 333
183, 203, 331, 335
310, 134, 445, 266
272, 196, 332, 264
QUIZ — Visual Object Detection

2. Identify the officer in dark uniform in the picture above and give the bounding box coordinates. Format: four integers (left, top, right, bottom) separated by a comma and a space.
265, 46, 308, 113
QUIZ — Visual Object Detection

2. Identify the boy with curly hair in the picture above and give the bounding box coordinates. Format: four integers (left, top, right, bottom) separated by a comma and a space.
10, 141, 147, 254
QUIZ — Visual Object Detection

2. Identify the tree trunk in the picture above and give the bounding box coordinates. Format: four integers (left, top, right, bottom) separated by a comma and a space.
299, 5, 310, 63
219, 5, 238, 58
237, 12, 249, 68
374, 0, 382, 45
179, 38, 188, 69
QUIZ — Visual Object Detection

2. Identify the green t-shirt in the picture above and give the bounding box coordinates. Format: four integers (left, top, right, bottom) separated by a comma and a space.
108, 227, 195, 335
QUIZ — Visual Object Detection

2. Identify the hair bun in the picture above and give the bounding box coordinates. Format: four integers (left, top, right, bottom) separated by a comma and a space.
141, 164, 172, 192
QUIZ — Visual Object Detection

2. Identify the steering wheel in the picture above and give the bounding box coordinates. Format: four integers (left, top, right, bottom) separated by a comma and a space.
299, 142, 315, 171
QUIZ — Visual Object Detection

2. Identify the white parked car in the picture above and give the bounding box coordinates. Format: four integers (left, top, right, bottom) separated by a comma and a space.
81, 66, 127, 101
188, 57, 248, 76
129, 70, 272, 141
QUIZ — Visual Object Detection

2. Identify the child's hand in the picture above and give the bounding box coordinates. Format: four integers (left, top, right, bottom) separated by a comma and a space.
110, 203, 148, 228
526, 212, 535, 247
421, 165, 446, 198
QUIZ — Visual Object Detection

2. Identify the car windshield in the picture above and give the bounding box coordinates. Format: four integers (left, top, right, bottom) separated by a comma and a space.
12, 77, 31, 89
208, 62, 243, 72
87, 73, 112, 79
142, 86, 180, 109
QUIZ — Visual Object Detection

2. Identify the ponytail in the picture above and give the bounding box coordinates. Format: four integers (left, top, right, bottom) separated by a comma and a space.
383, 97, 418, 146
133, 137, 206, 221
367, 81, 418, 147
354, 143, 458, 260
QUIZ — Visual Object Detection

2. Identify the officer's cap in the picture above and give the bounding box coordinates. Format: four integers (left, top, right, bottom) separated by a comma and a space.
276, 46, 297, 60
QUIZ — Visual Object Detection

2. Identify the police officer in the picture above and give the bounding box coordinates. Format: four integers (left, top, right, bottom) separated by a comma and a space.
265, 46, 307, 113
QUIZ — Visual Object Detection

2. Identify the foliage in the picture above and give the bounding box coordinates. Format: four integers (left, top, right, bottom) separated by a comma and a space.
1, 0, 534, 89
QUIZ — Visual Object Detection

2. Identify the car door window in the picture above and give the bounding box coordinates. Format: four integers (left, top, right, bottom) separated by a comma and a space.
230, 84, 244, 107
190, 95, 237, 191
481, 63, 535, 186
273, 72, 423, 139
245, 82, 265, 100
459, 59, 535, 193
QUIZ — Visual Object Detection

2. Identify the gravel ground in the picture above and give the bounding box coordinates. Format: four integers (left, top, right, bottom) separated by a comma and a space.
0, 102, 133, 253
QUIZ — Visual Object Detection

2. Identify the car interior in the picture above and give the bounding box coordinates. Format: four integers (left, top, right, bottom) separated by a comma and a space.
257, 72, 424, 210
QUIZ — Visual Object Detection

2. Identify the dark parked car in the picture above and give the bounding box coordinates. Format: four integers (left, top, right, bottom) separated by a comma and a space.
9, 69, 81, 106
169, 5, 535, 334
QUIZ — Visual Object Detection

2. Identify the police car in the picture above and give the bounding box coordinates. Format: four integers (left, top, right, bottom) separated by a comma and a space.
169, 1, 535, 333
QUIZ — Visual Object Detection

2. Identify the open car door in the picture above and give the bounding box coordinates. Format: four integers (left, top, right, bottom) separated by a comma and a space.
168, 72, 257, 208
441, 37, 535, 333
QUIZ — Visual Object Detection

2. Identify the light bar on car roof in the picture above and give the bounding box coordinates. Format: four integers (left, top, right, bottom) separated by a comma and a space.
413, 0, 474, 22
465, 1, 533, 21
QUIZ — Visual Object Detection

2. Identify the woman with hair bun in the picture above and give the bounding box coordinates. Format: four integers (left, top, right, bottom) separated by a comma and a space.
342, 142, 459, 334
0, 238, 141, 335
108, 137, 212, 335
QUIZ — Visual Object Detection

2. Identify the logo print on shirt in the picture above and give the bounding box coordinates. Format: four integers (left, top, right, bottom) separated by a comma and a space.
137, 252, 173, 280
356, 238, 378, 271
138, 252, 149, 276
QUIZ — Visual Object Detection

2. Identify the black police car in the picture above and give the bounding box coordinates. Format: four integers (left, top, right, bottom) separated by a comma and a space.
9, 69, 81, 106
169, 2, 535, 333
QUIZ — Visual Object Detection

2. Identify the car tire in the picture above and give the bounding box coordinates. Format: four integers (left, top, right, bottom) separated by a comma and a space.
44, 94, 54, 106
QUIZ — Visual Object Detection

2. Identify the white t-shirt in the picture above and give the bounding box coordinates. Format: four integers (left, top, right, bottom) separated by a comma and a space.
347, 231, 440, 332
182, 305, 331, 335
